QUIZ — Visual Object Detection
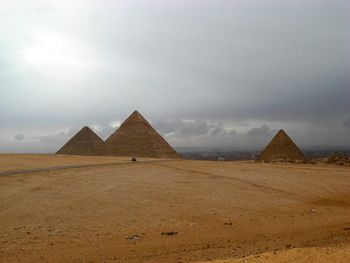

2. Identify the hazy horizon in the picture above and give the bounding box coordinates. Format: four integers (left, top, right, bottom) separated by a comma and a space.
1, 0, 349, 153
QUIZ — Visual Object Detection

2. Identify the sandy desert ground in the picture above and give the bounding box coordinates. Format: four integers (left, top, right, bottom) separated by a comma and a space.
0, 154, 349, 263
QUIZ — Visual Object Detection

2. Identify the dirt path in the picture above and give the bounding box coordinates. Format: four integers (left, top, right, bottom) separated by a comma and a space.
0, 159, 173, 176
0, 162, 127, 176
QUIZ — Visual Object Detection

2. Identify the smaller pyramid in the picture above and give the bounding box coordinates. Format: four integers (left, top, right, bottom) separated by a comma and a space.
256, 129, 306, 162
56, 126, 104, 156
103, 111, 179, 158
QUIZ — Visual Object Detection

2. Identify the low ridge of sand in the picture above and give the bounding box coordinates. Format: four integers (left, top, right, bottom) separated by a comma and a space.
0, 154, 349, 262
195, 243, 350, 263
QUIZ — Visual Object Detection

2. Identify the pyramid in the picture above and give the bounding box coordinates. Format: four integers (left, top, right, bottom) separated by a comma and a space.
56, 126, 104, 156
256, 129, 306, 162
103, 111, 179, 158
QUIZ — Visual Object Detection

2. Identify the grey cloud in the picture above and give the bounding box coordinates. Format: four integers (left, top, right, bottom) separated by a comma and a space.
152, 119, 183, 135
14, 134, 25, 141
153, 118, 237, 138
178, 120, 209, 136
32, 131, 69, 144
153, 119, 209, 137
246, 124, 272, 137
228, 130, 237, 136
210, 127, 225, 136
210, 126, 236, 136
343, 117, 350, 128
0, 0, 349, 152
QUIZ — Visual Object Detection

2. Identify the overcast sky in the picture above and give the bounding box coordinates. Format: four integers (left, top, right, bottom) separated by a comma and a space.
0, 0, 349, 153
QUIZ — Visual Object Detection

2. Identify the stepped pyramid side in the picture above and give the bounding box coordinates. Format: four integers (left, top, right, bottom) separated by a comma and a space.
56, 126, 104, 156
103, 111, 179, 158
256, 129, 306, 162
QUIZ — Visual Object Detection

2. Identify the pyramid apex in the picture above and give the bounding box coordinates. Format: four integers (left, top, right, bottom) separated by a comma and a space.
125, 110, 148, 123
130, 110, 143, 117
80, 126, 94, 133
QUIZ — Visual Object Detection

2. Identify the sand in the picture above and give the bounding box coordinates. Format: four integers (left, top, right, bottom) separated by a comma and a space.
0, 154, 159, 172
0, 154, 349, 262
195, 243, 350, 263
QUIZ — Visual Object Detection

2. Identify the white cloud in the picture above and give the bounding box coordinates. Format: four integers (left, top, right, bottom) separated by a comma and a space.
21, 29, 99, 75
109, 121, 121, 128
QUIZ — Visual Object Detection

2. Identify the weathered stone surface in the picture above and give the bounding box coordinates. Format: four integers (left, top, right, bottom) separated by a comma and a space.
56, 126, 104, 156
256, 129, 306, 162
103, 111, 179, 158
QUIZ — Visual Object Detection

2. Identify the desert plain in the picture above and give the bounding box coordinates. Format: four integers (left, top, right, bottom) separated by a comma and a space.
0, 154, 349, 263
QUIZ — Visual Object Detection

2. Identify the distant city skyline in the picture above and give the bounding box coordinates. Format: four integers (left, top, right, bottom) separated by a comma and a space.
0, 0, 349, 153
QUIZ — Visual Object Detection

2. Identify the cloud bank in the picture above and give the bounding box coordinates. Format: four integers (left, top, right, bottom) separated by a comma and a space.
0, 0, 349, 153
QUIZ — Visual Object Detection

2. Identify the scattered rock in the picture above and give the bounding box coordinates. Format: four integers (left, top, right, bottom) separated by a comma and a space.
224, 221, 233, 225
327, 152, 349, 165
161, 231, 178, 236
286, 244, 292, 249
309, 208, 317, 213
126, 235, 139, 240
131, 157, 137, 162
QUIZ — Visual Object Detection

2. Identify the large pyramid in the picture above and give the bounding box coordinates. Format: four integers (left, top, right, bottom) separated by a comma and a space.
56, 126, 104, 156
103, 111, 179, 158
256, 129, 306, 162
